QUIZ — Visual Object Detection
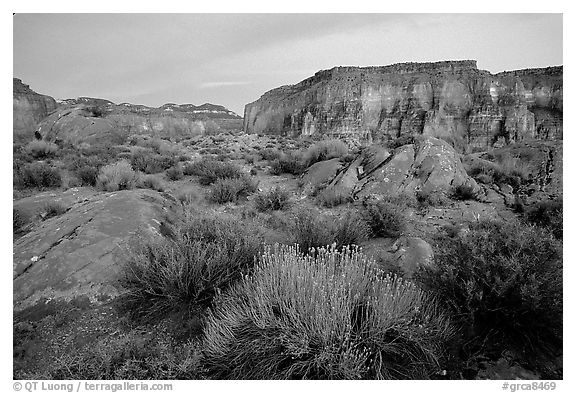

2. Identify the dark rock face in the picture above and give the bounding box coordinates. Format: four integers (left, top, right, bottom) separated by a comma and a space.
13, 79, 58, 142
38, 99, 244, 145
243, 61, 562, 151
13, 188, 180, 312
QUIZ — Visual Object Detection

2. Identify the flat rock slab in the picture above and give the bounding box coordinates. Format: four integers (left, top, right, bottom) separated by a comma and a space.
13, 189, 179, 312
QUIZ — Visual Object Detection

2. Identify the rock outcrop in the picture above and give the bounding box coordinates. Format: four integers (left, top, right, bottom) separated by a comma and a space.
316, 136, 481, 200
13, 188, 180, 312
13, 79, 58, 142
243, 61, 562, 151
37, 99, 244, 145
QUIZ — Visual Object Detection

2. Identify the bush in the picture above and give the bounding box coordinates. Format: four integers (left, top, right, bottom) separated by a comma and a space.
15, 162, 62, 189
165, 164, 184, 181
315, 187, 352, 208
184, 158, 243, 185
288, 208, 369, 252
130, 150, 176, 174
120, 214, 264, 319
304, 139, 348, 167
207, 176, 258, 204
24, 140, 58, 159
450, 184, 477, 201
254, 187, 290, 212
361, 200, 406, 238
524, 200, 562, 239
75, 166, 99, 187
259, 148, 283, 162
202, 245, 452, 379
13, 208, 30, 235
42, 201, 67, 219
48, 330, 201, 379
269, 153, 306, 176
416, 220, 562, 367
96, 161, 138, 192
136, 174, 165, 192
175, 189, 202, 206
415, 189, 449, 207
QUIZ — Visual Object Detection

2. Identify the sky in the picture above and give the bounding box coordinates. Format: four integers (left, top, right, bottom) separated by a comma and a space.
13, 13, 563, 115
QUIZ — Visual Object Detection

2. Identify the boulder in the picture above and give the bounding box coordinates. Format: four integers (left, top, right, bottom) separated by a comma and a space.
13, 189, 181, 312
389, 236, 435, 278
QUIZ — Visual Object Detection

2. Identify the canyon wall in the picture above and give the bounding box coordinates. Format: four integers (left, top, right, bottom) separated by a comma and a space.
13, 79, 58, 142
243, 61, 562, 151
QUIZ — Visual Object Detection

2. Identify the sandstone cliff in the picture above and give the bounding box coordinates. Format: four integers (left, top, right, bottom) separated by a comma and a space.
243, 61, 563, 151
13, 79, 58, 142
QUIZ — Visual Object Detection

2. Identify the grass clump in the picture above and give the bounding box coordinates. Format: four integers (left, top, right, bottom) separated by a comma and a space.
288, 208, 369, 252
315, 187, 353, 208
202, 244, 452, 379
254, 187, 291, 212
416, 220, 562, 372
184, 158, 243, 185
15, 162, 62, 189
120, 213, 264, 319
96, 160, 138, 192
361, 199, 406, 238
269, 152, 306, 176
42, 201, 67, 219
303, 139, 349, 167
165, 164, 184, 181
24, 140, 58, 159
136, 174, 166, 192
130, 149, 177, 174
13, 208, 31, 235
450, 184, 477, 201
524, 199, 562, 239
207, 176, 257, 204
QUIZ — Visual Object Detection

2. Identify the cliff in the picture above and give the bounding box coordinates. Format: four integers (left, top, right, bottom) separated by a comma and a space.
15, 88, 244, 144
243, 61, 563, 151
13, 79, 58, 142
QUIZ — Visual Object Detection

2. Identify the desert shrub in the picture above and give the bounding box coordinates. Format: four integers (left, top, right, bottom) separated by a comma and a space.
304, 139, 349, 167
184, 158, 243, 185
175, 189, 202, 206
259, 148, 283, 161
288, 208, 369, 252
315, 187, 352, 207
269, 153, 306, 176
254, 187, 290, 212
166, 164, 184, 181
48, 330, 201, 379
415, 189, 449, 207
208, 176, 257, 204
15, 162, 62, 189
202, 245, 452, 379
24, 140, 58, 159
416, 220, 562, 366
136, 174, 165, 192
13, 208, 30, 235
96, 161, 138, 192
130, 150, 176, 174
466, 155, 530, 190
450, 184, 477, 201
120, 213, 264, 319
42, 201, 67, 219
361, 199, 406, 238
75, 166, 99, 187
524, 199, 562, 239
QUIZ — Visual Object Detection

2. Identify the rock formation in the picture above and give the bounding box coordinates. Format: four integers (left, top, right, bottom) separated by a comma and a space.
310, 136, 481, 200
243, 61, 562, 151
13, 79, 58, 142
13, 78, 244, 144
13, 188, 180, 312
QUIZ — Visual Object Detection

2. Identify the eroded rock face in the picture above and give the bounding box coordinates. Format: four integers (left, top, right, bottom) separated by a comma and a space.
324, 136, 480, 200
13, 189, 180, 312
37, 99, 244, 145
13, 79, 58, 142
243, 61, 562, 151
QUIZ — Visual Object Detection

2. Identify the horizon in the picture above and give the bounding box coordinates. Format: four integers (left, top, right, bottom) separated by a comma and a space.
13, 14, 563, 114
